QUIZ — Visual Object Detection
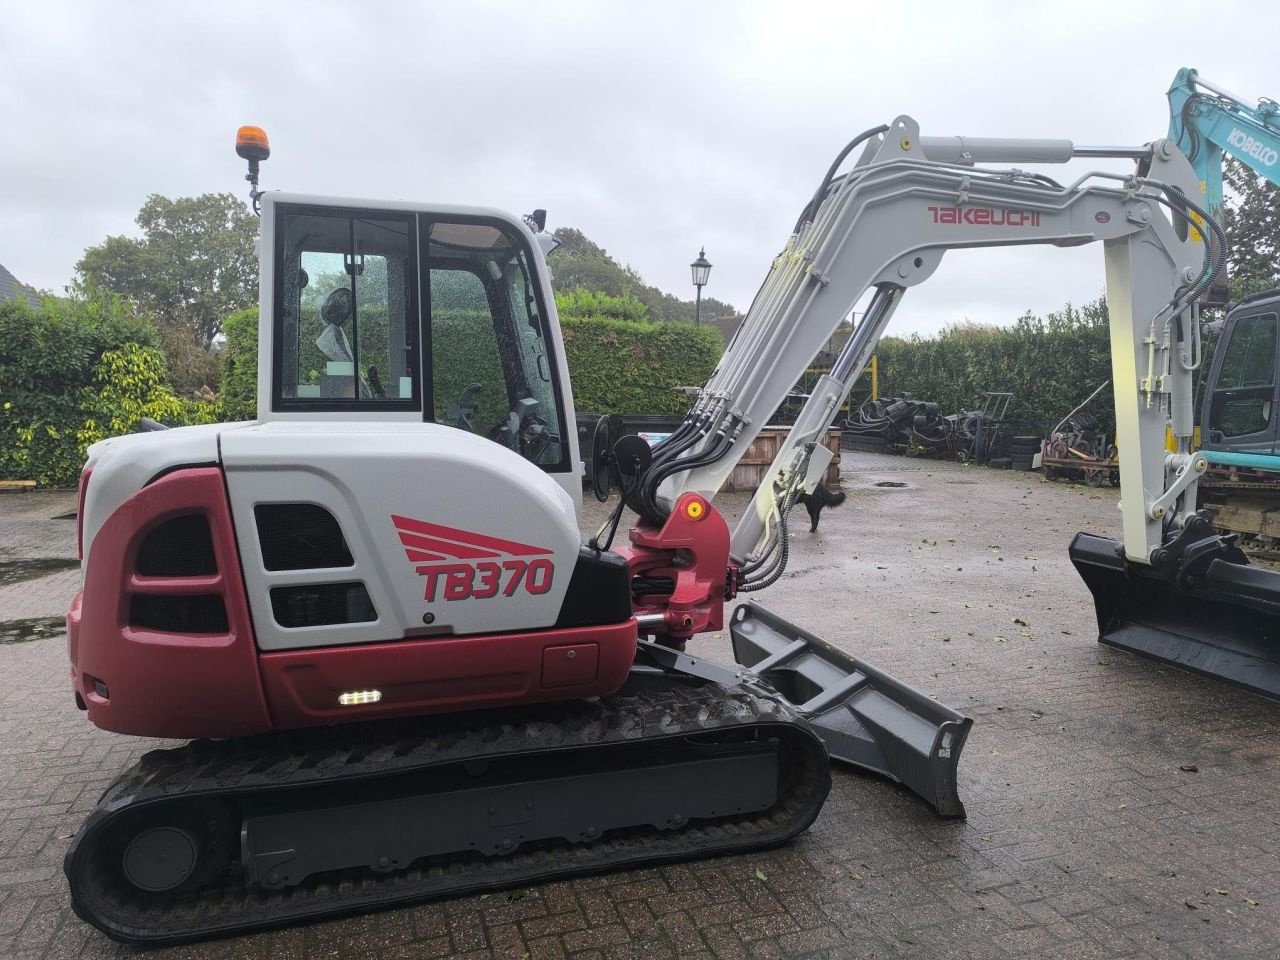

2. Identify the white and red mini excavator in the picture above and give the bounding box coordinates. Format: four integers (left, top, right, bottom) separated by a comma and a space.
64, 115, 1272, 944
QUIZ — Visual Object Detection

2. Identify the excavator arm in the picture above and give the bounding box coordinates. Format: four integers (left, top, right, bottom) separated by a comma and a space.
644, 116, 1208, 564
630, 114, 1280, 699
1167, 67, 1280, 226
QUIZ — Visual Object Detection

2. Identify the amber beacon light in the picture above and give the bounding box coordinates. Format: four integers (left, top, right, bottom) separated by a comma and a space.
235, 125, 271, 162
235, 126, 271, 214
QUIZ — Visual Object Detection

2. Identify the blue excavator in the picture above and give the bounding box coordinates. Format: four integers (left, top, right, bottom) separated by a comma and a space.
1165, 69, 1280, 557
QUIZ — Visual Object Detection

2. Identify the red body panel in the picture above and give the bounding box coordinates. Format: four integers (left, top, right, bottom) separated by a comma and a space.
70, 466, 639, 740
617, 493, 734, 640
258, 622, 635, 729
68, 467, 272, 739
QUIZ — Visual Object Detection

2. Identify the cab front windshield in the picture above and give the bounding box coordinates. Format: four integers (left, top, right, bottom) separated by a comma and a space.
427, 220, 564, 469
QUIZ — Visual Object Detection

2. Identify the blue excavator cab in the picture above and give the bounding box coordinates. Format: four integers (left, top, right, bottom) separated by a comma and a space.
1200, 290, 1280, 469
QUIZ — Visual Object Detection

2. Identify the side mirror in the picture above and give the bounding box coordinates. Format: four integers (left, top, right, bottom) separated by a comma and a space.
590, 416, 612, 502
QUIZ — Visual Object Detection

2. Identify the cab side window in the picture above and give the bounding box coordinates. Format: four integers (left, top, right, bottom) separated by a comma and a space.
275, 209, 417, 408
1209, 312, 1278, 439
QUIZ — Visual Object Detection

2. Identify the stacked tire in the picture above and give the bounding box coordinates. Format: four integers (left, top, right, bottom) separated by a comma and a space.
843, 435, 889, 453
1010, 435, 1040, 471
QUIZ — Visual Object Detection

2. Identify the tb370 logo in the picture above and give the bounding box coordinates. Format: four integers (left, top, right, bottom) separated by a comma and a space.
392, 515, 554, 602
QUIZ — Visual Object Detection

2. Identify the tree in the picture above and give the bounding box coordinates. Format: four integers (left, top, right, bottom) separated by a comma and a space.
548, 227, 737, 323
1222, 157, 1280, 299
0, 294, 169, 485
76, 193, 258, 391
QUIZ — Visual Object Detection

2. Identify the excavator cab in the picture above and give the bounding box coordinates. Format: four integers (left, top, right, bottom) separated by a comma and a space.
262, 196, 579, 499
1200, 290, 1280, 462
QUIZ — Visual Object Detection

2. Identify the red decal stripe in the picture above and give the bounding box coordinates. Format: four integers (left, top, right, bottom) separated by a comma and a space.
405, 548, 448, 563
392, 515, 552, 557
398, 530, 501, 560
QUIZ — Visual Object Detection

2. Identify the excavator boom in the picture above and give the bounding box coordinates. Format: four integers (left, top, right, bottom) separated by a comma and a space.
632, 114, 1280, 699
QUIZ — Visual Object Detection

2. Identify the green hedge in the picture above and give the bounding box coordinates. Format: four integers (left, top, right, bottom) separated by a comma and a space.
220, 308, 722, 422
876, 299, 1114, 432
221, 307, 258, 421
0, 297, 218, 486
430, 310, 507, 428
560, 316, 722, 415
554, 289, 649, 323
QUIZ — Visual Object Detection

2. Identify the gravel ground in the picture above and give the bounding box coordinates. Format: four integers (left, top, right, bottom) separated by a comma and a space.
1, 453, 1277, 959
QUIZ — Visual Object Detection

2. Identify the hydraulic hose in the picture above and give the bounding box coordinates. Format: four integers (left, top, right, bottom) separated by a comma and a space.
636, 410, 745, 524
794, 125, 891, 233
1169, 187, 1227, 306
647, 429, 735, 497
647, 411, 702, 456
631, 427, 737, 526
740, 472, 807, 588
740, 492, 793, 592
626, 414, 713, 520
1142, 180, 1228, 312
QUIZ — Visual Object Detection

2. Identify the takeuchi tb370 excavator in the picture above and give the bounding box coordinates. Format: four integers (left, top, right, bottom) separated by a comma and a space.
64, 113, 1277, 944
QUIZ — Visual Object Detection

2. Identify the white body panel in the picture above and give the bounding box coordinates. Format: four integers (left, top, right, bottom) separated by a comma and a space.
81, 423, 243, 568
220, 420, 581, 651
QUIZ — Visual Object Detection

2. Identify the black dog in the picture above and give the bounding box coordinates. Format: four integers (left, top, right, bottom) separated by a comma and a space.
792, 482, 847, 532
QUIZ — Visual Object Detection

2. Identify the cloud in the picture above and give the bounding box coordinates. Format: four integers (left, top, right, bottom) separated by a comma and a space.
0, 0, 1274, 334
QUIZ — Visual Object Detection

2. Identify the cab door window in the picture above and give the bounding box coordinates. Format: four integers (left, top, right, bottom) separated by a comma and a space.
1208, 312, 1278, 439
425, 220, 566, 469
275, 207, 417, 410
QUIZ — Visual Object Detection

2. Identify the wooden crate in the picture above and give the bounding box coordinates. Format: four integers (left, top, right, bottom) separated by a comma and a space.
722, 427, 842, 493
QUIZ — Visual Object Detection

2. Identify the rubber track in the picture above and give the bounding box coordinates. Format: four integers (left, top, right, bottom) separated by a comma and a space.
66, 675, 830, 945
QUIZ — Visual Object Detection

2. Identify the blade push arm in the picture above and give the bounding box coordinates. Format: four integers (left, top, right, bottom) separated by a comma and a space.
638, 116, 1215, 577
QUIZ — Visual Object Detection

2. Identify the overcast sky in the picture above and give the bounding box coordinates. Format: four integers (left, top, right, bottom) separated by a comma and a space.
1, 1, 1275, 334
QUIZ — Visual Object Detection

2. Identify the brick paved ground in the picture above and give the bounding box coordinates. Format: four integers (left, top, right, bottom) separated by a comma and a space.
1, 458, 1278, 959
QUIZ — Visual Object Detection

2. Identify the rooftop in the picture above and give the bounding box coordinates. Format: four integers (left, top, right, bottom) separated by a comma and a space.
0, 262, 41, 308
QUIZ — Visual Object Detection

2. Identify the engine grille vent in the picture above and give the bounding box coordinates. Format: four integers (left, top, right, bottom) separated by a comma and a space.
130, 594, 229, 634
255, 504, 354, 571
270, 582, 377, 628
136, 514, 216, 577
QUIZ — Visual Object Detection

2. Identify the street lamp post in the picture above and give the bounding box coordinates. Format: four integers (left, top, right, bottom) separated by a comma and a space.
690, 247, 712, 325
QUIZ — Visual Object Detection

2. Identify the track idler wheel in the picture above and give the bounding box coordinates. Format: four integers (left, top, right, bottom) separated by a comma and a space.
123, 826, 200, 892
109, 803, 237, 898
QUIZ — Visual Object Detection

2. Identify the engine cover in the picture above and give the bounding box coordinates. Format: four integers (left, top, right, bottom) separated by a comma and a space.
220, 421, 582, 651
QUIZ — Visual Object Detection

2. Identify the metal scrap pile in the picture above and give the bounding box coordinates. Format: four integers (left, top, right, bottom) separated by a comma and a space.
843, 393, 1021, 464
843, 396, 945, 454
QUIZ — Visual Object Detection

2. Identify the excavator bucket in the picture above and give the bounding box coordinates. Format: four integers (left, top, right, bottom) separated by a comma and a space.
729, 602, 972, 817
1071, 532, 1280, 701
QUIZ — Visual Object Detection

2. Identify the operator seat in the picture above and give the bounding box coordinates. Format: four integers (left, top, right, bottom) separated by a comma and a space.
316, 287, 355, 363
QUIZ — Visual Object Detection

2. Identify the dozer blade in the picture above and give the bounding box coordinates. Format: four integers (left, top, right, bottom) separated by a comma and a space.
1071, 532, 1280, 701
729, 602, 972, 817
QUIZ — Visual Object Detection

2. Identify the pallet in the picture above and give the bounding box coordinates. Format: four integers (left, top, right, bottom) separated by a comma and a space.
0, 480, 36, 492
1041, 455, 1118, 487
